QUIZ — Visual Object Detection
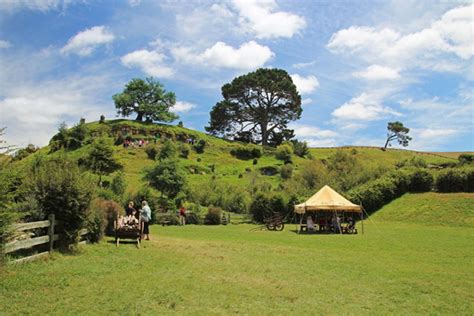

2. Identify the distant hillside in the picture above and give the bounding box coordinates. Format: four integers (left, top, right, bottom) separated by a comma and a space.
13, 119, 464, 197
371, 192, 474, 227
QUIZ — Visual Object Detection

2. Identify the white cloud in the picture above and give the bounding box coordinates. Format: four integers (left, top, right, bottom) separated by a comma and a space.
327, 4, 474, 70
0, 40, 11, 49
121, 49, 174, 78
0, 75, 112, 147
417, 128, 459, 139
176, 3, 236, 40
301, 98, 313, 105
60, 26, 115, 56
332, 92, 401, 121
293, 60, 316, 69
171, 101, 197, 113
290, 124, 339, 148
232, 0, 306, 39
353, 65, 401, 80
0, 0, 66, 12
129, 0, 141, 7
172, 41, 274, 71
291, 74, 319, 95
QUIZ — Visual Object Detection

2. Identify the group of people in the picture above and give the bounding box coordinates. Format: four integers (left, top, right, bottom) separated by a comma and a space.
306, 215, 355, 233
117, 201, 152, 240
122, 139, 151, 148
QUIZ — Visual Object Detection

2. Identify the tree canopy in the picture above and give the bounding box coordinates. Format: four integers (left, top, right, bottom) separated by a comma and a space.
206, 68, 302, 146
113, 77, 178, 122
384, 121, 412, 150
144, 159, 186, 199
86, 138, 121, 185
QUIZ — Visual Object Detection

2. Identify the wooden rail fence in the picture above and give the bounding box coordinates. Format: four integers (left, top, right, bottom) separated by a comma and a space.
1, 214, 89, 265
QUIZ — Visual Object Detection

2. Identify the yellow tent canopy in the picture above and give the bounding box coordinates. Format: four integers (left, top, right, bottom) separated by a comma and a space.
294, 185, 362, 214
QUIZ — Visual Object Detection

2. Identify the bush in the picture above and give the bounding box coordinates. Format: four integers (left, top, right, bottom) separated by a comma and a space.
111, 172, 127, 198
253, 158, 258, 165
280, 164, 293, 180
179, 143, 191, 159
194, 139, 206, 154
259, 166, 279, 176
230, 146, 262, 160
396, 156, 427, 169
204, 207, 222, 225
155, 212, 179, 225
292, 140, 309, 158
275, 144, 293, 163
223, 188, 250, 214
30, 157, 94, 249
458, 154, 474, 164
158, 140, 177, 161
115, 132, 124, 146
249, 194, 288, 223
436, 169, 473, 192
13, 144, 38, 161
87, 198, 123, 241
145, 145, 159, 160
408, 169, 433, 192
185, 212, 201, 225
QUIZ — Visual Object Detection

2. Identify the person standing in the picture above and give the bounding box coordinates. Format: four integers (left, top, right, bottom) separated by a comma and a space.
179, 206, 186, 226
140, 201, 152, 240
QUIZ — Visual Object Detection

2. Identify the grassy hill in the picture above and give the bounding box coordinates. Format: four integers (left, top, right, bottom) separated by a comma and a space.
14, 119, 465, 198
372, 192, 474, 227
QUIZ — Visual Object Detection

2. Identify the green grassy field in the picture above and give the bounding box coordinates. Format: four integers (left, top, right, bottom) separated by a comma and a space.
1, 194, 473, 315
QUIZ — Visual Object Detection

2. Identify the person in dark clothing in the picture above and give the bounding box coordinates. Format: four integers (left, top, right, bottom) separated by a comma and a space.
125, 201, 137, 217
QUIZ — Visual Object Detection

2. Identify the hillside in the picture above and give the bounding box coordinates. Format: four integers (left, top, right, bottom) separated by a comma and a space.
14, 119, 466, 198
371, 192, 474, 227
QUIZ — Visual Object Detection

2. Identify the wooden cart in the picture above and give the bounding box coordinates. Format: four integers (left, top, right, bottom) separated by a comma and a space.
114, 218, 142, 248
264, 212, 285, 231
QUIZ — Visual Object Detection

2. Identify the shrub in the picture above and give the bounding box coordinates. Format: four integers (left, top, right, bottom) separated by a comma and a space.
185, 212, 201, 225
145, 145, 159, 160
223, 188, 250, 214
253, 158, 258, 165
396, 156, 427, 169
204, 207, 222, 225
230, 146, 262, 160
115, 132, 124, 146
155, 212, 179, 225
275, 144, 293, 163
158, 140, 177, 161
13, 144, 38, 161
194, 139, 206, 154
280, 164, 293, 180
179, 143, 191, 159
30, 157, 94, 249
259, 166, 279, 176
436, 169, 472, 192
111, 172, 127, 197
249, 194, 288, 223
408, 169, 433, 192
87, 198, 123, 240
144, 160, 186, 199
458, 154, 474, 164
292, 140, 309, 158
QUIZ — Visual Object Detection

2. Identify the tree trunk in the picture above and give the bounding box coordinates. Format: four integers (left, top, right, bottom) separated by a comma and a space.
383, 138, 390, 151
135, 112, 143, 121
261, 123, 268, 146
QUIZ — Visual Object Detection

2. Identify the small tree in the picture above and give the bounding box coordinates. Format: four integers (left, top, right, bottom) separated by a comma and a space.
383, 121, 412, 150
87, 138, 121, 185
31, 157, 93, 249
158, 139, 177, 161
113, 77, 178, 122
111, 172, 127, 197
144, 160, 186, 199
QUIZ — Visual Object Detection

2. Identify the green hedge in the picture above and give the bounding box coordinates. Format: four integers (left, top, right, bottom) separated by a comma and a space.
436, 169, 474, 192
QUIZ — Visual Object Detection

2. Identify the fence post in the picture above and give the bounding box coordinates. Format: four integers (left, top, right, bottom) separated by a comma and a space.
48, 214, 55, 254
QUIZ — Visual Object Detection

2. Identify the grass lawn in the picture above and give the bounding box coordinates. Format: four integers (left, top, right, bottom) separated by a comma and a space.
1, 219, 473, 314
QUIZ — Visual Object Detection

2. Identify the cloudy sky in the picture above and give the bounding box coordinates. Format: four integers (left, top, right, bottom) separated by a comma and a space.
0, 0, 472, 151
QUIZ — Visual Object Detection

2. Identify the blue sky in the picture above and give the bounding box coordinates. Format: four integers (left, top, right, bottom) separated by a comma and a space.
0, 0, 472, 151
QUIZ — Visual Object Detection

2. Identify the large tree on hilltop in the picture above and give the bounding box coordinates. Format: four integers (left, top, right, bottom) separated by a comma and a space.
383, 121, 412, 150
113, 77, 178, 122
206, 68, 302, 146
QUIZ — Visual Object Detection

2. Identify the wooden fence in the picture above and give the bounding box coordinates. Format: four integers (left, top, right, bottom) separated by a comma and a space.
1, 214, 89, 265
